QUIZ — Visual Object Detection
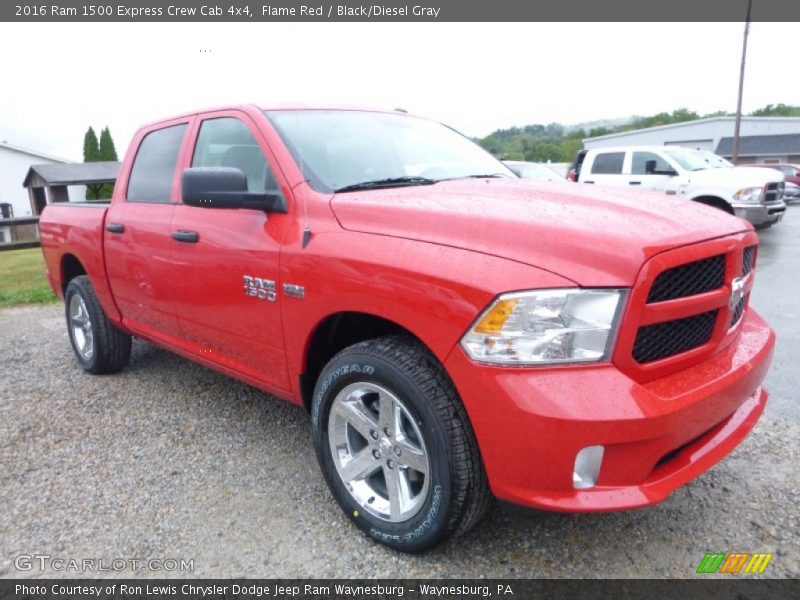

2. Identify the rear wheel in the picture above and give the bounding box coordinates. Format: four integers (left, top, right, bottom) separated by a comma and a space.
311, 335, 491, 552
65, 275, 131, 374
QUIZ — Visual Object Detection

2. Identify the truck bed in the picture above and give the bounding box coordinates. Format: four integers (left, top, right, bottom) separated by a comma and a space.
39, 202, 120, 322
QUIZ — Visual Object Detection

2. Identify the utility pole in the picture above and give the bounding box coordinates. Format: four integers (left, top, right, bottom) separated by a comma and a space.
732, 0, 752, 164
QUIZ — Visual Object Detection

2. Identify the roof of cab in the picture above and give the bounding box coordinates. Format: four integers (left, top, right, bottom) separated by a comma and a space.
137, 104, 415, 130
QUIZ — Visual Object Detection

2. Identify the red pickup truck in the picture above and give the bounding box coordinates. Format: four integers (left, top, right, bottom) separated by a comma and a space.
40, 105, 775, 552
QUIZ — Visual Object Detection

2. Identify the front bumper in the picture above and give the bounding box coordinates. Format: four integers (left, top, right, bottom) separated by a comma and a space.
733, 201, 786, 226
444, 309, 774, 512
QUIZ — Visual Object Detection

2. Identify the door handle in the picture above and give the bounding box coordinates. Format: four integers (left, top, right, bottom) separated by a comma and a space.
629, 181, 642, 186
584, 180, 594, 184
106, 223, 124, 233
171, 230, 199, 243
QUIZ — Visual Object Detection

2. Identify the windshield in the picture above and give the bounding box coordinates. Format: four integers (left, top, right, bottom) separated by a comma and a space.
508, 162, 561, 181
664, 148, 711, 171
266, 110, 514, 192
695, 150, 733, 169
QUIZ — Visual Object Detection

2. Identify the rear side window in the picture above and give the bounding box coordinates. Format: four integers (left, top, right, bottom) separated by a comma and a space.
631, 151, 672, 175
590, 152, 625, 175
192, 117, 280, 193
127, 124, 187, 202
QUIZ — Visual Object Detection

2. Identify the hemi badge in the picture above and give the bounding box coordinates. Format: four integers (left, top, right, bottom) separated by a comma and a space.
283, 283, 305, 299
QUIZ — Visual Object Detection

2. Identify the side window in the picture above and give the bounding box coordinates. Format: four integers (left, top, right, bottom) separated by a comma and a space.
127, 124, 187, 202
631, 152, 672, 175
590, 152, 625, 175
779, 166, 795, 176
192, 118, 280, 193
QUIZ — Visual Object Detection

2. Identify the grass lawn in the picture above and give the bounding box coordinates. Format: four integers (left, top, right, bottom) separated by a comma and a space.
0, 247, 58, 307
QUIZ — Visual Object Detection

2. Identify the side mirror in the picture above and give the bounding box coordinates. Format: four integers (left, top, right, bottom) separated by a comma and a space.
181, 167, 287, 213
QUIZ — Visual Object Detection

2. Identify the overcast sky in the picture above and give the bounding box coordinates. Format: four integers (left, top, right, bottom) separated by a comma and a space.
0, 22, 797, 160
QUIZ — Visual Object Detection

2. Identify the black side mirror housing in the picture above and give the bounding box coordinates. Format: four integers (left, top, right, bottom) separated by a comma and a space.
645, 160, 677, 177
181, 167, 287, 213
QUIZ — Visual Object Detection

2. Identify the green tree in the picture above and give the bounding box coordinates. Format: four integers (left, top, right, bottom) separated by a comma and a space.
750, 103, 800, 117
83, 127, 99, 162
83, 127, 101, 200
99, 127, 118, 161
97, 127, 118, 199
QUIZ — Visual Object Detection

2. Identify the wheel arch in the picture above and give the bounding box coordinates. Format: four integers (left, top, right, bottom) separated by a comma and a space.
300, 311, 432, 412
691, 195, 735, 215
60, 253, 87, 294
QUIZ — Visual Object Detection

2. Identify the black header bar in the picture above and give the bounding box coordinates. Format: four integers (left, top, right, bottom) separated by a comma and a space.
3, 0, 800, 22
2, 579, 796, 600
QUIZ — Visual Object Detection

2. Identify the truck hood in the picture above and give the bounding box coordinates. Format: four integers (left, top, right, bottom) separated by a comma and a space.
330, 179, 750, 287
686, 166, 783, 187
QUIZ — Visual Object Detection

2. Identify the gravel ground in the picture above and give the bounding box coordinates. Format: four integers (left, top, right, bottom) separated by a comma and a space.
0, 300, 798, 578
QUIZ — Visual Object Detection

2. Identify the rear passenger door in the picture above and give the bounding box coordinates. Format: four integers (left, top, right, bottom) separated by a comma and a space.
581, 151, 628, 187
169, 111, 292, 391
105, 120, 189, 344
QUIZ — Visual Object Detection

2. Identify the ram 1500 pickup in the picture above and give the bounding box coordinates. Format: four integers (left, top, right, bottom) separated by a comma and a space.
569, 146, 786, 228
40, 105, 775, 552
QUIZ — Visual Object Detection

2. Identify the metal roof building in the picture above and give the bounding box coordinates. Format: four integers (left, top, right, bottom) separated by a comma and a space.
583, 116, 800, 164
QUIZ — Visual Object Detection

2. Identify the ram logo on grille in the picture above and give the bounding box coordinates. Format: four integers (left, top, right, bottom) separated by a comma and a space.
729, 276, 745, 311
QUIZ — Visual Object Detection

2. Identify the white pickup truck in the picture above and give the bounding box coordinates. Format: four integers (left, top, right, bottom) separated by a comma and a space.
568, 146, 786, 228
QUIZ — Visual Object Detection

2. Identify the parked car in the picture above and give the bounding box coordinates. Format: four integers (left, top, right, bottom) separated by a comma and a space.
503, 160, 565, 181
750, 163, 800, 187
566, 149, 587, 181
570, 146, 786, 228
40, 106, 775, 552
783, 181, 800, 203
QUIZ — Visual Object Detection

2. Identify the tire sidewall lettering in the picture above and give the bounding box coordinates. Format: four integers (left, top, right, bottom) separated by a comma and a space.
312, 363, 374, 428
369, 484, 443, 544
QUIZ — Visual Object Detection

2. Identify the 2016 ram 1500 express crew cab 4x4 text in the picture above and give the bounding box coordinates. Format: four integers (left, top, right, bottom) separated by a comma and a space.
40, 106, 775, 552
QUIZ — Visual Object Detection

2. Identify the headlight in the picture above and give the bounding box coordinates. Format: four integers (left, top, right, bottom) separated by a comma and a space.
460, 289, 625, 365
733, 186, 764, 203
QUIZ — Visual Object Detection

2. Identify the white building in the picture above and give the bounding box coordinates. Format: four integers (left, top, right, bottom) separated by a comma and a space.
583, 116, 800, 164
0, 141, 83, 218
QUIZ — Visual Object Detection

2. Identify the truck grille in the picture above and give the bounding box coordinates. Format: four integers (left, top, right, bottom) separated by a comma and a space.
615, 232, 759, 377
764, 182, 784, 203
633, 310, 718, 364
647, 255, 725, 303
742, 245, 755, 275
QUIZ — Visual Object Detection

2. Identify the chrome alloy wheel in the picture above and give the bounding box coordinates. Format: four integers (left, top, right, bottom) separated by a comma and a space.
69, 293, 94, 361
328, 382, 431, 522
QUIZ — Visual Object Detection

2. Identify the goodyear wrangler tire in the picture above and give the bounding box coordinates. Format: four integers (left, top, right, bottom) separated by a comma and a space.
311, 335, 491, 552
65, 275, 132, 375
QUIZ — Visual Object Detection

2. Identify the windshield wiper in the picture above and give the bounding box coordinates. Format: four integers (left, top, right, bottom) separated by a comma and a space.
334, 176, 437, 193
440, 173, 513, 181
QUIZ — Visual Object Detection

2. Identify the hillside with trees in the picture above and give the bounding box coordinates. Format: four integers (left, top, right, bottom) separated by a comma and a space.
475, 103, 800, 163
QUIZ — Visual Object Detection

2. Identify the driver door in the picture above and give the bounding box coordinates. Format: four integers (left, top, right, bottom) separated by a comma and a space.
630, 151, 677, 194
169, 111, 292, 392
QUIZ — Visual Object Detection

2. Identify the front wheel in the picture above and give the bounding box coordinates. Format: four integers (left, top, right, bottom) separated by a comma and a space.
311, 336, 491, 552
65, 275, 131, 374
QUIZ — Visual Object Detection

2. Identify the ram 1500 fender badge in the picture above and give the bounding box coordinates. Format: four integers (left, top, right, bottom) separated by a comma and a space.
243, 275, 276, 302
283, 283, 305, 299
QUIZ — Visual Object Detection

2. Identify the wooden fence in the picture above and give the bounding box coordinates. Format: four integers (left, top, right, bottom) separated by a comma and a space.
0, 217, 40, 252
